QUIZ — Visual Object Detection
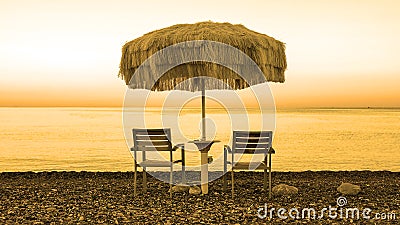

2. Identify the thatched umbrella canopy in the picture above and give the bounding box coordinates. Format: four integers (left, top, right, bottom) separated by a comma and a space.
118, 21, 286, 91
119, 21, 287, 140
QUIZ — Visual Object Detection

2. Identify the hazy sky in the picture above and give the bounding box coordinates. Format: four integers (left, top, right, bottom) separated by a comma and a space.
1, 0, 399, 108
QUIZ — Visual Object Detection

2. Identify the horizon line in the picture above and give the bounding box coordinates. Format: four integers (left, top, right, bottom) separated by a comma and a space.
1, 106, 400, 109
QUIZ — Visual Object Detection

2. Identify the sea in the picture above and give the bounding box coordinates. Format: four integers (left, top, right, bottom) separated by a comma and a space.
0, 107, 399, 172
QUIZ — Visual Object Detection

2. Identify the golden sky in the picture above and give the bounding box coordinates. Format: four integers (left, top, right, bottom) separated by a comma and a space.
1, 0, 399, 108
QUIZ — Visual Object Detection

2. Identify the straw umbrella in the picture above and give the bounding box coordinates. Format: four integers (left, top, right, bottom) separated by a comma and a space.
119, 21, 286, 193
119, 21, 286, 139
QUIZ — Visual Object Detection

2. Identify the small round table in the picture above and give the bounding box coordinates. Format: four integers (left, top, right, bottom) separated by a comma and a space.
188, 140, 220, 194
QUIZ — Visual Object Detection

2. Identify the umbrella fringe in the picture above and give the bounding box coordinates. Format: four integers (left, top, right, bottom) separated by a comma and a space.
119, 22, 287, 91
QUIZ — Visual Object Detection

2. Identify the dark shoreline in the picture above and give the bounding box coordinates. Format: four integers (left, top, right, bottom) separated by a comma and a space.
1, 171, 399, 224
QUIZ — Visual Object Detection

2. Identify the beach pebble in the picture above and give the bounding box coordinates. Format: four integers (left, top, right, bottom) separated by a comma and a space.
46, 207, 57, 212
337, 183, 361, 195
189, 186, 201, 195
272, 184, 298, 196
170, 184, 189, 193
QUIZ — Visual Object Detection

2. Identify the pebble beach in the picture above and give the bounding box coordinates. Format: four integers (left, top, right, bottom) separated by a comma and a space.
0, 171, 399, 224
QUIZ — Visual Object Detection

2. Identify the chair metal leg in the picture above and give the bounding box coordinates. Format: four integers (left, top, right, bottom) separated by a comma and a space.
223, 149, 227, 191
142, 149, 147, 193
231, 169, 234, 198
269, 169, 272, 199
134, 161, 137, 196
269, 153, 272, 199
170, 166, 173, 198
263, 169, 267, 191
143, 168, 147, 192
223, 174, 227, 191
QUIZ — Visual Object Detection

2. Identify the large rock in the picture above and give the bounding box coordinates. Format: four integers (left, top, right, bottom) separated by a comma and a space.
189, 186, 201, 195
170, 185, 189, 193
337, 183, 361, 195
272, 184, 298, 196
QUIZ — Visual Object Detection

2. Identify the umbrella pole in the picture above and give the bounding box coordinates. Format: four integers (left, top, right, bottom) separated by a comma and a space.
200, 78, 208, 194
201, 79, 206, 141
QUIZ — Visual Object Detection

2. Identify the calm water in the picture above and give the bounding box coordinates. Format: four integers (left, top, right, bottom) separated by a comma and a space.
0, 107, 399, 172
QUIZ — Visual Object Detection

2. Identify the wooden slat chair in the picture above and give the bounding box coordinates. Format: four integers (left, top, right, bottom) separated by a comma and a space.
223, 131, 275, 198
131, 128, 185, 197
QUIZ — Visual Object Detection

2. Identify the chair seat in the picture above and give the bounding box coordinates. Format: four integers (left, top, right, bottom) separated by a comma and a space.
232, 161, 271, 170
139, 160, 173, 167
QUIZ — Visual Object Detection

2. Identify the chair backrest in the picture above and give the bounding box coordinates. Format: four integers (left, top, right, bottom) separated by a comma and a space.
132, 128, 173, 151
232, 131, 272, 154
